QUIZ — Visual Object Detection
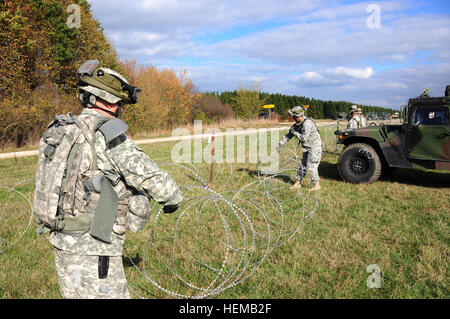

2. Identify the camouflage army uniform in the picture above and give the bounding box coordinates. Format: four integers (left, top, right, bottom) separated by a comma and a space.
359, 114, 367, 127
279, 117, 323, 184
347, 105, 360, 130
49, 108, 182, 298
347, 116, 360, 130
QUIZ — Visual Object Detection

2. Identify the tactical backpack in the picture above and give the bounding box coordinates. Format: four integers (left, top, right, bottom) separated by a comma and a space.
33, 112, 140, 242
34, 113, 94, 229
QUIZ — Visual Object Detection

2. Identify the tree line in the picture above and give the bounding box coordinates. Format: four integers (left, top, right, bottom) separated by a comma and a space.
208, 91, 397, 120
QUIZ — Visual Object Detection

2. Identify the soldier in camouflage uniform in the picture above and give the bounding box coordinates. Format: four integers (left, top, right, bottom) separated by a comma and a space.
357, 107, 367, 128
347, 105, 360, 130
44, 61, 183, 298
277, 106, 323, 191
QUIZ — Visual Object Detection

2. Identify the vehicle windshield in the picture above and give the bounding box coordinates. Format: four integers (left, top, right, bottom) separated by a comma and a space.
413, 107, 449, 125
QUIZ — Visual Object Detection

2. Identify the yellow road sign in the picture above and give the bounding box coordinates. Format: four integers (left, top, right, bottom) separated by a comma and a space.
263, 104, 275, 109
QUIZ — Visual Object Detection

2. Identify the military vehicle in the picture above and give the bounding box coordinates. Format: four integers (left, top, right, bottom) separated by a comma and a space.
335, 86, 450, 183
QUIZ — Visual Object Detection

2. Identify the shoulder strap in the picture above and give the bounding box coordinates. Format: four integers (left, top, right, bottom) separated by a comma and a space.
69, 113, 92, 145
88, 117, 129, 169
89, 117, 109, 171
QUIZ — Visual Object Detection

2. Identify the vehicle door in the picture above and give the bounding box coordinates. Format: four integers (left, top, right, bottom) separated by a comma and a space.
407, 106, 450, 161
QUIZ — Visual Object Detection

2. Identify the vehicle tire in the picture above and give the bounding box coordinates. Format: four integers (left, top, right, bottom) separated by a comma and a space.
338, 143, 382, 183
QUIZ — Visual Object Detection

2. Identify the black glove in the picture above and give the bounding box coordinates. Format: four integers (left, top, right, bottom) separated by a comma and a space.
163, 204, 179, 214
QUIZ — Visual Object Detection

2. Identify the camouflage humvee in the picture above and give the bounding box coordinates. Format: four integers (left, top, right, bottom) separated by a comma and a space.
336, 86, 450, 183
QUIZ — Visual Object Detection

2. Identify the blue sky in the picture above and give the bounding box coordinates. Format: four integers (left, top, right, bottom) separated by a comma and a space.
89, 0, 450, 108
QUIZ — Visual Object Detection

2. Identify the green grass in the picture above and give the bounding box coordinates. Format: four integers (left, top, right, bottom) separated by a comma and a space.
0, 130, 449, 299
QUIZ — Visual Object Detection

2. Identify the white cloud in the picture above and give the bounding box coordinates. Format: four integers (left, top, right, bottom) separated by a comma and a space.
90, 0, 325, 33
327, 66, 374, 79
88, 0, 326, 64
289, 66, 374, 89
291, 63, 450, 107
385, 82, 408, 90
300, 71, 322, 80
192, 12, 450, 67
299, 0, 409, 21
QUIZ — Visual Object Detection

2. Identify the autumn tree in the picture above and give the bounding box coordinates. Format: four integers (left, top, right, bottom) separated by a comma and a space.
0, 0, 121, 97
195, 94, 233, 122
0, 0, 122, 147
120, 60, 200, 134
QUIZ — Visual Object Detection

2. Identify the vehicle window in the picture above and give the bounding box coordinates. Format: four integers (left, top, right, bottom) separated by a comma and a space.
413, 107, 449, 125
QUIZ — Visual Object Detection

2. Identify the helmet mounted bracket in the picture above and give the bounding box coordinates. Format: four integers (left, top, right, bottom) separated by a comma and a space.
77, 60, 100, 77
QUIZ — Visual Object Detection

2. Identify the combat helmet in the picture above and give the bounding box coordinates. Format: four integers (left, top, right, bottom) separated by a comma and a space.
288, 105, 307, 118
349, 104, 358, 114
77, 60, 141, 115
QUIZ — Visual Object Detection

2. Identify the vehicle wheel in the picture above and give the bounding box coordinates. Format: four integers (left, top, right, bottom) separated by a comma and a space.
338, 143, 382, 183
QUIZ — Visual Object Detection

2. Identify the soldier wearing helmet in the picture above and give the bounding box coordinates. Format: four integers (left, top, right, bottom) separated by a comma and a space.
77, 62, 141, 118
347, 105, 360, 130
45, 60, 183, 299
277, 105, 323, 191
357, 107, 367, 128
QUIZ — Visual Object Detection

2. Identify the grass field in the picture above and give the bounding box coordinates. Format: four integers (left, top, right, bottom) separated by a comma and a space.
0, 127, 448, 299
